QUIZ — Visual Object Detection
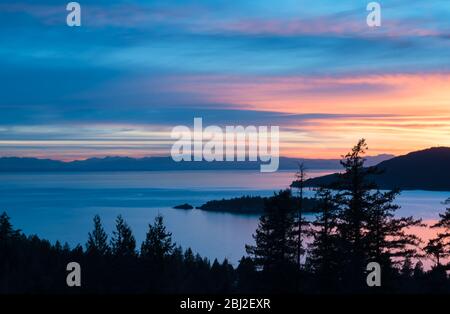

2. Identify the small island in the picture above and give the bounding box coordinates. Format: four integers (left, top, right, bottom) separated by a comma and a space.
173, 203, 194, 210
196, 195, 320, 214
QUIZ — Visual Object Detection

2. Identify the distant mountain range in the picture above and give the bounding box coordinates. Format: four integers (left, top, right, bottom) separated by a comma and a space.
2, 148, 449, 191
303, 147, 450, 191
0, 154, 393, 172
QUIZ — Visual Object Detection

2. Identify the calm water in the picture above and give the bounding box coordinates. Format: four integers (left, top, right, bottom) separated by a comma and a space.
0, 170, 448, 267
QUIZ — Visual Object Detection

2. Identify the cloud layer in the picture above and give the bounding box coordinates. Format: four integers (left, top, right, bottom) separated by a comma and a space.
0, 0, 449, 159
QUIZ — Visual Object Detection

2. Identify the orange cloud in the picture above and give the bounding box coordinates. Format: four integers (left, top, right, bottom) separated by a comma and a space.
169, 73, 450, 158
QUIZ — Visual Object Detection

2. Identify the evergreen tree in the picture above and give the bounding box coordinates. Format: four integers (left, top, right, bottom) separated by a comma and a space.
245, 189, 297, 270
63, 242, 71, 253
430, 199, 450, 257
236, 256, 257, 293
184, 247, 195, 267
333, 139, 423, 290
435, 198, 450, 230
413, 260, 425, 278
110, 215, 136, 257
210, 258, 234, 293
293, 163, 308, 268
334, 139, 378, 289
365, 190, 423, 268
171, 245, 184, 264
54, 241, 63, 254
141, 214, 175, 262
86, 215, 110, 256
424, 238, 447, 267
308, 188, 341, 290
400, 257, 414, 278
0, 212, 20, 242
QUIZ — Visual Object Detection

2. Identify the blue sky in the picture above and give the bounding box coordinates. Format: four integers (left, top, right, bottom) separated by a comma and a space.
1, 0, 449, 159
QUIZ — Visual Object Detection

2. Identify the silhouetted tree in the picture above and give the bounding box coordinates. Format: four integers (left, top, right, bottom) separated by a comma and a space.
435, 198, 450, 230
365, 190, 423, 268
110, 215, 136, 257
430, 199, 450, 260
333, 139, 423, 291
401, 257, 414, 278
0, 212, 20, 243
236, 256, 257, 293
246, 190, 298, 270
424, 238, 447, 267
184, 247, 195, 266
413, 260, 425, 279
422, 199, 449, 270
141, 214, 175, 262
293, 163, 308, 268
308, 188, 341, 290
210, 258, 234, 293
334, 139, 378, 290
245, 190, 298, 292
86, 215, 110, 256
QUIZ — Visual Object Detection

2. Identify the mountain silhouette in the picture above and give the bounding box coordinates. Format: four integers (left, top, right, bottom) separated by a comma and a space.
0, 155, 392, 172
302, 147, 450, 191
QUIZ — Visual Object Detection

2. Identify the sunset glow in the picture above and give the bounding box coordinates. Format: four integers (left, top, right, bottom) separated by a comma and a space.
1, 0, 449, 159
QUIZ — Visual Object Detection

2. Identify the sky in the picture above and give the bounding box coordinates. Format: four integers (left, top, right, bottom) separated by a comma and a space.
0, 0, 449, 160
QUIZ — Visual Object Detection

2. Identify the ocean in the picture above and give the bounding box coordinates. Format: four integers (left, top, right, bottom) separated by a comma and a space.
0, 170, 448, 267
